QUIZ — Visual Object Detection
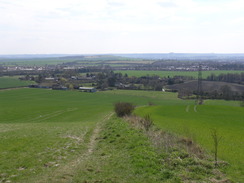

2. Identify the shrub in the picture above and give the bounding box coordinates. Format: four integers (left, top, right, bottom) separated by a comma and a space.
142, 114, 154, 131
114, 102, 135, 117
148, 101, 155, 106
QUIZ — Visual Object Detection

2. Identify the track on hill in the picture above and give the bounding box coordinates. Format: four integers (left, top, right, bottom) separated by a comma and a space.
31, 113, 113, 183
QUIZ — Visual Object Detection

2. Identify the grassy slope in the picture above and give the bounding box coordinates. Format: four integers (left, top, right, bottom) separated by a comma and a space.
72, 116, 223, 183
0, 76, 35, 89
135, 102, 244, 182
0, 89, 106, 182
0, 88, 176, 182
26, 114, 229, 183
115, 70, 244, 79
0, 89, 242, 182
100, 90, 184, 106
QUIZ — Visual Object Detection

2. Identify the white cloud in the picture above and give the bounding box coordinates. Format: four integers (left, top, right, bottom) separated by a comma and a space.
0, 0, 243, 53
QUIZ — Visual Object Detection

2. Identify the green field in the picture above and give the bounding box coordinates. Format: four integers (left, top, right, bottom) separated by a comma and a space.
135, 101, 244, 182
0, 55, 140, 66
0, 58, 73, 66
0, 76, 36, 89
0, 88, 243, 182
0, 88, 172, 182
115, 70, 244, 79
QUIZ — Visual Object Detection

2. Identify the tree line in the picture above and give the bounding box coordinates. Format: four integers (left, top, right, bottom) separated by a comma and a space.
206, 73, 244, 84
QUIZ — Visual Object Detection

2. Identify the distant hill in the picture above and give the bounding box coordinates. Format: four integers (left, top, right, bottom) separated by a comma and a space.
167, 80, 244, 94
1, 53, 244, 61
115, 53, 244, 61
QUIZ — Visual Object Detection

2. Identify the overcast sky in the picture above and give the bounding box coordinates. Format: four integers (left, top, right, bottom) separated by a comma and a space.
0, 0, 244, 54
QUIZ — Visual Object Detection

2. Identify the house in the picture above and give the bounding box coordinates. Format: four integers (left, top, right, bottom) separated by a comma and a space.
45, 77, 55, 81
79, 87, 97, 93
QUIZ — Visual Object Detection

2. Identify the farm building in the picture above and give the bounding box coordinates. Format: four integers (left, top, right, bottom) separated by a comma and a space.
79, 87, 97, 92
45, 77, 55, 81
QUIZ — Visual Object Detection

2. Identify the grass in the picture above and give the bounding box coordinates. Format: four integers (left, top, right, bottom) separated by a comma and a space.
135, 102, 244, 182
0, 121, 95, 182
115, 70, 244, 79
0, 88, 243, 182
100, 90, 184, 106
204, 99, 241, 107
0, 88, 173, 182
0, 89, 108, 182
72, 116, 166, 183
72, 116, 224, 183
0, 76, 35, 89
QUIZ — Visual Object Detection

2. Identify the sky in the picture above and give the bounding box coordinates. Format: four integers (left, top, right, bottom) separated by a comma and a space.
0, 0, 244, 54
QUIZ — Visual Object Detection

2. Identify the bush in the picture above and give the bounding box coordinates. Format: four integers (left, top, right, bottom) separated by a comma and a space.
142, 114, 153, 131
114, 102, 135, 117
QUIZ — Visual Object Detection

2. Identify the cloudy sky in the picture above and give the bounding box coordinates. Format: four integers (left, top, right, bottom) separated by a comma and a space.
0, 0, 244, 54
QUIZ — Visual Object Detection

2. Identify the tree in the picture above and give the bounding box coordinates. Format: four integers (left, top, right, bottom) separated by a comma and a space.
220, 85, 232, 100
108, 77, 116, 87
36, 74, 45, 83
211, 129, 222, 167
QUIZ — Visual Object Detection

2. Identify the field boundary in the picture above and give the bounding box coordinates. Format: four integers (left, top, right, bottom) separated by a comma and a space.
0, 86, 27, 91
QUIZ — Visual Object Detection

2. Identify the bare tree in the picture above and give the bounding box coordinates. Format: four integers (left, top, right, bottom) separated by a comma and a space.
211, 129, 222, 167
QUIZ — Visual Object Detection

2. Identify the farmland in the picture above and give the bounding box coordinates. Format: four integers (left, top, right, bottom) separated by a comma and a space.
0, 88, 243, 182
135, 101, 244, 182
0, 88, 175, 182
0, 58, 73, 66
0, 76, 35, 89
0, 55, 141, 66
115, 70, 244, 79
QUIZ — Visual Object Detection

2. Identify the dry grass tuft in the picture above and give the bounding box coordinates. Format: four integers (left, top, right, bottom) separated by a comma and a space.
124, 115, 206, 158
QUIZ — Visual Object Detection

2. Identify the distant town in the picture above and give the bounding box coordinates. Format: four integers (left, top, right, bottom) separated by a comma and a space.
1, 54, 244, 101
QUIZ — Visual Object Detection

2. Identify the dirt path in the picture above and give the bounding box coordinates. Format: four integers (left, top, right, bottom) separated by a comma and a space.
33, 112, 113, 183
185, 105, 190, 112
185, 105, 198, 112
194, 105, 198, 112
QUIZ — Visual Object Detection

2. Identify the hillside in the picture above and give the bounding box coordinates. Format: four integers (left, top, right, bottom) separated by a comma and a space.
0, 89, 243, 182
167, 80, 244, 94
